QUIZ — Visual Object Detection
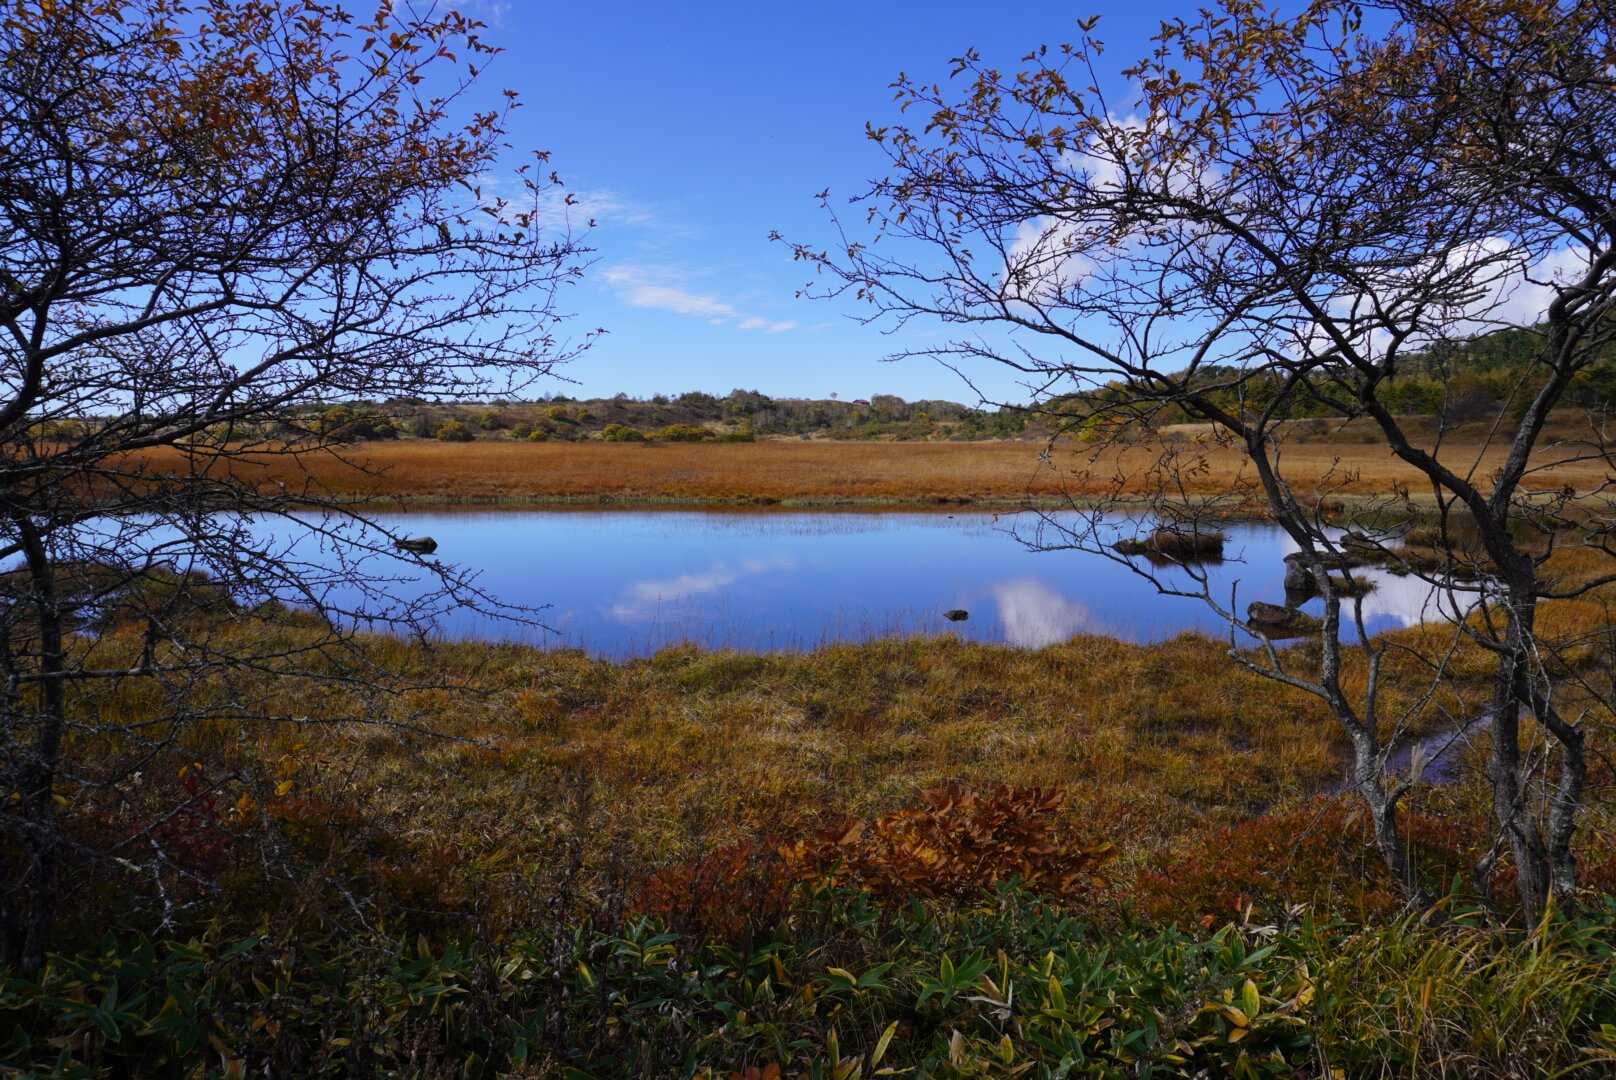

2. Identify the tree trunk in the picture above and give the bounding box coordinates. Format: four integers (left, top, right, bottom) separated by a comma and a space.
8, 516, 65, 971
1351, 733, 1431, 908
1486, 583, 1554, 923
1547, 721, 1586, 908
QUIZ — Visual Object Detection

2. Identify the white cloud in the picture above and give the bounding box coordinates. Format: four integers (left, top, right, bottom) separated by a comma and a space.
459, 1, 512, 25
999, 113, 1217, 306
607, 278, 737, 319
1306, 239, 1597, 362
603, 265, 797, 332
1395, 238, 1589, 341
463, 176, 654, 234
555, 189, 655, 229
739, 316, 798, 332
1001, 147, 1113, 303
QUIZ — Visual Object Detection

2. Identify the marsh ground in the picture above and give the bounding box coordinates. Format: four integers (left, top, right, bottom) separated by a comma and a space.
145, 427, 1615, 509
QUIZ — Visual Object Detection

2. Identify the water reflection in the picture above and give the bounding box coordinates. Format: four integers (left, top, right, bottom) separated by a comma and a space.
1355, 572, 1454, 628
305, 509, 1445, 656
985, 578, 1093, 647
58, 508, 1451, 657
1271, 535, 1456, 630
609, 555, 797, 621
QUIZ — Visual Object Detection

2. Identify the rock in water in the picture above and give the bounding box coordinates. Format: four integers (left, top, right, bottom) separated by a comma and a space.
1113, 528, 1226, 562
1248, 600, 1297, 626
1282, 554, 1317, 596
1247, 600, 1322, 637
943, 609, 969, 622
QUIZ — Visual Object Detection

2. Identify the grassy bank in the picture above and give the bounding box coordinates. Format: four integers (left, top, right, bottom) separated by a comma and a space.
41, 611, 1616, 938
11, 580, 1616, 1075
8, 889, 1616, 1077
131, 435, 1615, 509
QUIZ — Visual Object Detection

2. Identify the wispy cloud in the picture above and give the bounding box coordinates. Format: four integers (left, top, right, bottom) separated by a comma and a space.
602, 265, 797, 332
460, 1, 513, 26
545, 189, 655, 230
465, 175, 656, 234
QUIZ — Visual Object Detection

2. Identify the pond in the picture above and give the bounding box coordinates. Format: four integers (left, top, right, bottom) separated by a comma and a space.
324, 509, 1443, 657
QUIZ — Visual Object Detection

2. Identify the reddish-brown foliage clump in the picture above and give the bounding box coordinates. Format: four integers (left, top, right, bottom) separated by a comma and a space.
1134, 798, 1502, 924
720, 1066, 794, 1080
720, 1066, 809, 1080
780, 784, 1115, 903
135, 764, 235, 884
1138, 801, 1387, 924
634, 838, 795, 944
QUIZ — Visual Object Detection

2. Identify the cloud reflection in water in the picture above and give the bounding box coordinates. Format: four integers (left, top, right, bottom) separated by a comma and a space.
608, 555, 797, 621
987, 578, 1092, 647
1355, 572, 1472, 629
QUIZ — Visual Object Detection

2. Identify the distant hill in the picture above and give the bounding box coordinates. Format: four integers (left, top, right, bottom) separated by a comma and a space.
211, 327, 1616, 450
297, 390, 1042, 444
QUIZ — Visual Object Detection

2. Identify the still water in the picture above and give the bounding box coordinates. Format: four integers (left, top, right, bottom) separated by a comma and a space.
337, 509, 1441, 656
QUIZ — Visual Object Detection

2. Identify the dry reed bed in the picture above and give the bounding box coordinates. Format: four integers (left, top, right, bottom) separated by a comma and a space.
131, 437, 1613, 507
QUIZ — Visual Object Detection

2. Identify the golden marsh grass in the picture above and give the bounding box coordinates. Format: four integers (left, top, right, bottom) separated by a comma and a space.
69, 608, 1616, 937
134, 435, 1616, 508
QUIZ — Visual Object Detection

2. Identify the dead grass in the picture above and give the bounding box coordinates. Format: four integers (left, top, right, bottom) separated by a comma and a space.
129, 435, 1615, 508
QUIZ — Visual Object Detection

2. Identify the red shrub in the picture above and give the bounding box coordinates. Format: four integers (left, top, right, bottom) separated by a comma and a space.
1134, 797, 1495, 924
779, 785, 1115, 904
136, 764, 234, 882
635, 838, 794, 944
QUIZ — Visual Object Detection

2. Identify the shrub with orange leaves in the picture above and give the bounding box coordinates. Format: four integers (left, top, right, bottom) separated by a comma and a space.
634, 838, 794, 945
718, 1066, 800, 1080
1133, 797, 1507, 924
779, 785, 1115, 903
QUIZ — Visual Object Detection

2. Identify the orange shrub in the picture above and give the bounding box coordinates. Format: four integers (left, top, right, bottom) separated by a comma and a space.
779, 785, 1115, 903
634, 838, 794, 945
1133, 797, 1497, 924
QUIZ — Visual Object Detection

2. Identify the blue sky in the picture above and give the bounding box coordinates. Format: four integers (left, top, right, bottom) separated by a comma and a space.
460, 1, 1169, 405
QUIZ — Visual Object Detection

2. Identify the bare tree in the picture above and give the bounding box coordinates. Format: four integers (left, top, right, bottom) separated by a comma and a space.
783, 0, 1616, 920
0, 0, 592, 969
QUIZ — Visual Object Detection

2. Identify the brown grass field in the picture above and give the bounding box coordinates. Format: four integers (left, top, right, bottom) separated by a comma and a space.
145, 432, 1615, 508
66, 590, 1616, 946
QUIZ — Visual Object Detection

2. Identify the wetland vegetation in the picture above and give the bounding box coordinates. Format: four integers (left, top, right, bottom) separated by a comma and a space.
6, 1, 1616, 1078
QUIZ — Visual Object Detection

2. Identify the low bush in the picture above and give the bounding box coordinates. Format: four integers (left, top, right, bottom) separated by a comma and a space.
634, 838, 793, 946
654, 423, 710, 442
5, 892, 1613, 1078
780, 784, 1116, 903
1136, 798, 1489, 925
